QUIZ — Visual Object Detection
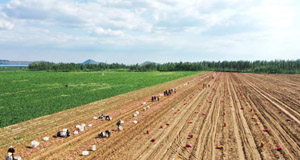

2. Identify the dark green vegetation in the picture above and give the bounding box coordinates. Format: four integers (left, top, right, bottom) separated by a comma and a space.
157, 60, 300, 73
0, 71, 198, 127
0, 66, 28, 71
29, 62, 127, 72
29, 60, 300, 74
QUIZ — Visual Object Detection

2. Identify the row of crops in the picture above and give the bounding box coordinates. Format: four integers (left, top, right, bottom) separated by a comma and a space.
0, 71, 199, 127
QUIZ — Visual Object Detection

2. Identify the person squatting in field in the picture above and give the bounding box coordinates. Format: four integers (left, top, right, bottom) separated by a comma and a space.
99, 114, 112, 120
6, 146, 15, 160
99, 130, 111, 138
57, 129, 70, 138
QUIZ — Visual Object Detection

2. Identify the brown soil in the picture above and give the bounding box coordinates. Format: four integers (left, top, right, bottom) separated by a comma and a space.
1, 72, 299, 160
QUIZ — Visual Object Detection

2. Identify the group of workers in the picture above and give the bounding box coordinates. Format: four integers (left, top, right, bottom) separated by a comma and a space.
5, 86, 180, 159
151, 95, 160, 102
164, 88, 176, 96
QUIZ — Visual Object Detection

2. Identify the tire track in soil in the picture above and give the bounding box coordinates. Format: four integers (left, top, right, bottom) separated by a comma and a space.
160, 75, 219, 160
147, 92, 207, 160
243, 74, 300, 116
134, 75, 211, 160
228, 74, 262, 160
250, 73, 300, 91
197, 74, 224, 160
244, 79, 300, 124
238, 75, 300, 159
202, 89, 222, 160
246, 93, 291, 159
225, 75, 246, 160
215, 97, 225, 160
170, 92, 213, 160
181, 73, 222, 160
190, 74, 223, 160
233, 74, 299, 158
221, 75, 239, 160
109, 90, 203, 160
208, 76, 227, 160
143, 91, 206, 160
137, 77, 215, 160
230, 74, 275, 160
134, 73, 220, 159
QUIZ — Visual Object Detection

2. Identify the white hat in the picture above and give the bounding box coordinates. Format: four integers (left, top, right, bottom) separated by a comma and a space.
10, 146, 13, 148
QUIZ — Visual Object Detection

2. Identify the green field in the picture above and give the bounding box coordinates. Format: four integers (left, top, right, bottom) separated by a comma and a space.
0, 71, 199, 128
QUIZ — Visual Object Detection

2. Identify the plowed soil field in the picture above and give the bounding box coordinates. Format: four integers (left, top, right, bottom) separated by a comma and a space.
1, 72, 299, 160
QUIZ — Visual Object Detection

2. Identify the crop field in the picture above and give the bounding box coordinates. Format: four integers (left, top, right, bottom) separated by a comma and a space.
0, 72, 299, 160
0, 71, 198, 127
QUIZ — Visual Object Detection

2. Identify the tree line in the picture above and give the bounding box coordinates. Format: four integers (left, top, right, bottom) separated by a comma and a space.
29, 62, 127, 72
29, 60, 300, 74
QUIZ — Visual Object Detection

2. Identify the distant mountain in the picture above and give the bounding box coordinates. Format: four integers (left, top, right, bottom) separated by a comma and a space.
0, 60, 9, 63
82, 59, 100, 64
297, 59, 300, 61
140, 61, 157, 65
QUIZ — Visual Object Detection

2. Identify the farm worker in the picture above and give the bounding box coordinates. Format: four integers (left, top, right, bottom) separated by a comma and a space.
116, 121, 121, 127
157, 96, 160, 101
8, 146, 15, 155
57, 130, 62, 137
66, 130, 70, 137
105, 115, 111, 120
116, 120, 124, 127
105, 130, 111, 138
99, 132, 106, 138
6, 146, 15, 160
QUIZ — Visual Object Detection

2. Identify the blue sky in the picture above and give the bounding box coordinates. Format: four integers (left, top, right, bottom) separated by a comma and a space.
0, 0, 299, 64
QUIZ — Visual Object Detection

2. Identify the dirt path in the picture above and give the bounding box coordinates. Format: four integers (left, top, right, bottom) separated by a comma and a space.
228, 76, 262, 160
226, 75, 246, 160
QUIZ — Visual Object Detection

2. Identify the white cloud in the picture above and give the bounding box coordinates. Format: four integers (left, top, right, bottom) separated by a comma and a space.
0, 0, 299, 63
248, 0, 296, 28
1, 0, 152, 31
0, 18, 14, 30
95, 27, 124, 36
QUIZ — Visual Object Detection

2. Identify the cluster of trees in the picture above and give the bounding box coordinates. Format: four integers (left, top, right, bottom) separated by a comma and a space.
156, 60, 300, 73
29, 62, 127, 72
29, 60, 300, 74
